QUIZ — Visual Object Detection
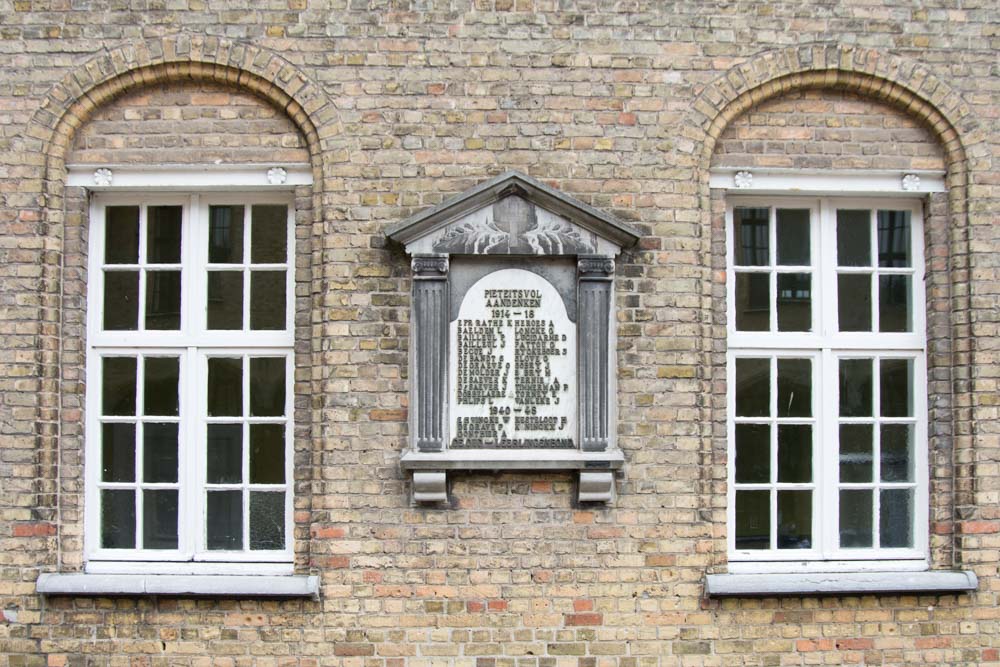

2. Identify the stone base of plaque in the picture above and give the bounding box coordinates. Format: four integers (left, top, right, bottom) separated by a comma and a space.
402, 449, 623, 504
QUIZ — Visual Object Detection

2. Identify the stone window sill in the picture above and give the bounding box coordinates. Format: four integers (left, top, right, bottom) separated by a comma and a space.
705, 570, 978, 597
36, 573, 319, 599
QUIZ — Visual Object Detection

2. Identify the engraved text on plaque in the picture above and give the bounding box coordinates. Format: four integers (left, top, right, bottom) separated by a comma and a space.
449, 268, 577, 449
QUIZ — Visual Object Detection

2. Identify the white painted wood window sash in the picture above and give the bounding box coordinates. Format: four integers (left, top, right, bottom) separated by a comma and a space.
726, 196, 928, 569
85, 193, 295, 574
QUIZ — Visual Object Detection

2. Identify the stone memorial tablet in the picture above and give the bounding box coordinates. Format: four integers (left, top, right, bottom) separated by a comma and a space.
450, 268, 576, 450
387, 171, 640, 503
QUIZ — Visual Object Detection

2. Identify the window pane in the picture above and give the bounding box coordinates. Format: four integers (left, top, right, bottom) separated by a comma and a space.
251, 205, 288, 264
880, 359, 913, 417
880, 489, 913, 548
735, 358, 769, 417
777, 425, 811, 483
142, 489, 178, 550
207, 357, 243, 417
733, 207, 769, 266
735, 272, 769, 331
207, 424, 242, 484
145, 271, 181, 330
839, 424, 873, 483
880, 424, 913, 483
837, 273, 872, 331
877, 210, 911, 268
777, 358, 811, 418
105, 206, 139, 264
206, 490, 243, 550
735, 490, 769, 550
102, 357, 137, 416
101, 489, 136, 549
209, 205, 245, 264
776, 273, 810, 331
250, 271, 286, 330
734, 424, 769, 484
147, 206, 182, 263
143, 423, 178, 483
839, 359, 872, 417
839, 489, 873, 548
837, 209, 870, 266
777, 490, 811, 549
250, 425, 285, 484
207, 271, 244, 330
249, 491, 285, 550
143, 357, 179, 416
879, 274, 911, 332
101, 423, 136, 483
250, 357, 286, 417
103, 271, 139, 330
776, 209, 809, 266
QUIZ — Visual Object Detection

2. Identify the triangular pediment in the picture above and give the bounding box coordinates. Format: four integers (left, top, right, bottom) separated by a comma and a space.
386, 171, 641, 255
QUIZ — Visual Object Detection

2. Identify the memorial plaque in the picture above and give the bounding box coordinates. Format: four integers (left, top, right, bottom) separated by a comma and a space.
449, 268, 576, 449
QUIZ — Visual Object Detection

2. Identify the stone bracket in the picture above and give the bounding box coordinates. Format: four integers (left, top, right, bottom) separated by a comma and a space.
578, 471, 615, 503
412, 471, 448, 503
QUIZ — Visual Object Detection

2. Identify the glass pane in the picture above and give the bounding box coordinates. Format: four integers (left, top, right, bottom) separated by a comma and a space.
145, 271, 181, 330
105, 206, 139, 264
101, 423, 135, 483
777, 358, 811, 418
776, 273, 811, 331
207, 424, 242, 484
102, 357, 137, 416
881, 424, 914, 483
839, 489, 873, 548
207, 357, 242, 417
250, 271, 286, 330
206, 490, 243, 550
839, 424, 873, 483
879, 275, 911, 332
735, 490, 770, 550
209, 205, 245, 264
103, 271, 139, 330
147, 206, 182, 263
143, 423, 178, 483
734, 424, 769, 484
837, 209, 870, 266
880, 359, 913, 417
777, 425, 811, 483
734, 273, 770, 331
880, 489, 913, 548
777, 490, 811, 549
839, 359, 872, 417
143, 489, 178, 550
250, 424, 285, 484
837, 273, 872, 332
877, 210, 911, 268
250, 357, 286, 417
143, 357, 179, 416
735, 358, 769, 417
776, 209, 810, 266
733, 207, 769, 266
250, 491, 285, 550
207, 271, 244, 330
251, 205, 288, 264
101, 489, 135, 549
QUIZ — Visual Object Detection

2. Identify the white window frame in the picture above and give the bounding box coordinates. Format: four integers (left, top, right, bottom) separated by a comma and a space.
726, 196, 928, 572
84, 192, 296, 575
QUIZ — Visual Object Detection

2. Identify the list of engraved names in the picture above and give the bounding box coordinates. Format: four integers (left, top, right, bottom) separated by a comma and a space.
450, 269, 576, 449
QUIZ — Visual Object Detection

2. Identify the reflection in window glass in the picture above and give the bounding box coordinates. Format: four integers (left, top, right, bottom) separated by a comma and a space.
734, 208, 769, 266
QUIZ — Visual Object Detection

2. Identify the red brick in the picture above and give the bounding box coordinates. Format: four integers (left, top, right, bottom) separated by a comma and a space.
565, 613, 602, 626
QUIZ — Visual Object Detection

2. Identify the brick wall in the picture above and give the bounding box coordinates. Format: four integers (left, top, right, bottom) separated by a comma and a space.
0, 3, 997, 666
